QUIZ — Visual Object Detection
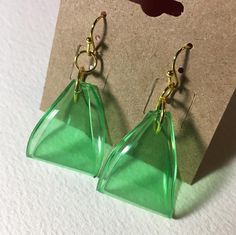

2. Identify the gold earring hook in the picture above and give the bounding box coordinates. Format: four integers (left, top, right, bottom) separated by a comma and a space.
74, 12, 107, 74
73, 12, 106, 103
87, 11, 107, 56
171, 42, 193, 88
156, 43, 193, 124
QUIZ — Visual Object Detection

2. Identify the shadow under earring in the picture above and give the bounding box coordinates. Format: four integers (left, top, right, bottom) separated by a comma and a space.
97, 43, 193, 217
27, 12, 110, 176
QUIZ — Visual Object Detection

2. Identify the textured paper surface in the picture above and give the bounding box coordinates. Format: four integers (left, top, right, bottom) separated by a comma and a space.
41, 0, 236, 184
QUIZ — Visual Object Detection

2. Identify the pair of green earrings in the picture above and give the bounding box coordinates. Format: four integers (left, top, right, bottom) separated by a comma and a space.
26, 12, 193, 218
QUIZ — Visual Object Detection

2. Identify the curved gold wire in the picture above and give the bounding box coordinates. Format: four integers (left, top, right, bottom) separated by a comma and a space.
172, 43, 193, 88
88, 11, 107, 55
156, 43, 193, 124
73, 12, 106, 102
74, 12, 106, 75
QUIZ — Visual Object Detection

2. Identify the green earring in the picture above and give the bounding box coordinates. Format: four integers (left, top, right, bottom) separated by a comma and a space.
26, 12, 109, 176
97, 43, 193, 217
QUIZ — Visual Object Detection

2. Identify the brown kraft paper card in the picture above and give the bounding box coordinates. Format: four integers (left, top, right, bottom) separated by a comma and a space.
40, 0, 236, 184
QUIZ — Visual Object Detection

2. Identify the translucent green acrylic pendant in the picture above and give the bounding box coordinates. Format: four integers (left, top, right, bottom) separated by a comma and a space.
27, 80, 108, 176
97, 110, 177, 217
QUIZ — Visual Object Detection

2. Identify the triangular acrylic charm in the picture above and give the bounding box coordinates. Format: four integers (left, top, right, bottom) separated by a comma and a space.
27, 80, 108, 176
97, 110, 177, 217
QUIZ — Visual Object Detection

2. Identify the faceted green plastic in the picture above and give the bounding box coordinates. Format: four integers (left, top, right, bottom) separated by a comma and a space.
97, 110, 177, 217
27, 80, 108, 176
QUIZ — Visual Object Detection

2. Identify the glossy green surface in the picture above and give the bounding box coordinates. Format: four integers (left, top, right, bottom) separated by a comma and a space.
97, 111, 177, 217
27, 80, 108, 176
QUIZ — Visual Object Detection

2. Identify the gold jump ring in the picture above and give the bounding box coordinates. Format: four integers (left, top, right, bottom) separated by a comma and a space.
74, 50, 98, 73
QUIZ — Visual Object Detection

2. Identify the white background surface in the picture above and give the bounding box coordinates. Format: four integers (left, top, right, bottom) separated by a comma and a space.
0, 1, 235, 234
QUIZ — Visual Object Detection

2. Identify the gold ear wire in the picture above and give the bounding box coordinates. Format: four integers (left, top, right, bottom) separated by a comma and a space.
87, 11, 107, 56
73, 12, 107, 102
156, 43, 193, 123
74, 12, 107, 74
171, 43, 193, 88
